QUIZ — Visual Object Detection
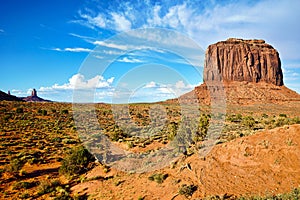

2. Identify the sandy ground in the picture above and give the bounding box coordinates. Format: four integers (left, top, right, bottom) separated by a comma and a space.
72, 124, 300, 199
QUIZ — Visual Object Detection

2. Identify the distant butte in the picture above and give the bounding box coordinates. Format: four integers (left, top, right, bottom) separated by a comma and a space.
204, 38, 283, 86
177, 38, 300, 106
21, 89, 51, 102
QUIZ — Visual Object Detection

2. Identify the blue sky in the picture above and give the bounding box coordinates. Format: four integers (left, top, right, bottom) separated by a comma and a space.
1, 0, 300, 102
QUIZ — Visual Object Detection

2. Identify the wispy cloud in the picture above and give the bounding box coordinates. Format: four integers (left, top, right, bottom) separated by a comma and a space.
52, 47, 92, 52
0, 29, 4, 33
111, 12, 132, 31
76, 0, 300, 60
69, 33, 97, 41
118, 56, 143, 63
94, 41, 129, 50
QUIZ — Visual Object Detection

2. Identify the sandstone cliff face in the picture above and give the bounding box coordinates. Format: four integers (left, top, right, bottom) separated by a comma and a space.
204, 38, 283, 86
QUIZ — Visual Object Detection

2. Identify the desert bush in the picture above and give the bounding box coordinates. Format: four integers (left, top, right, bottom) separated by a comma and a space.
38, 109, 47, 116
275, 117, 289, 127
16, 107, 23, 113
167, 122, 178, 141
242, 116, 256, 128
19, 192, 30, 199
7, 157, 26, 175
127, 141, 134, 148
110, 128, 127, 141
198, 114, 210, 135
59, 146, 94, 178
13, 181, 36, 190
192, 114, 210, 142
227, 114, 242, 122
148, 173, 168, 184
238, 187, 300, 200
178, 184, 197, 197
37, 179, 61, 195
292, 117, 300, 124
279, 113, 287, 118
61, 109, 69, 114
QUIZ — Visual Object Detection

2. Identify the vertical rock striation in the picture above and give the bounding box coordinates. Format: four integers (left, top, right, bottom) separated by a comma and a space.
203, 38, 283, 86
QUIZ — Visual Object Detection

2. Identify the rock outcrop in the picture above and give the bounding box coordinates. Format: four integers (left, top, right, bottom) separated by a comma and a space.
173, 38, 300, 108
31, 89, 37, 97
22, 89, 51, 102
204, 38, 283, 86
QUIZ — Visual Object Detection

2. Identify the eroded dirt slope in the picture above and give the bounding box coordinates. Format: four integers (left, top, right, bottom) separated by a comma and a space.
72, 124, 300, 199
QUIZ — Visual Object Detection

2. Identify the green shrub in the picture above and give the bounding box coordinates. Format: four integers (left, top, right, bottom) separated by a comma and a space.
148, 173, 168, 184
38, 109, 47, 116
193, 114, 210, 142
13, 181, 36, 190
61, 109, 69, 114
178, 184, 197, 197
16, 107, 23, 113
19, 192, 30, 199
59, 146, 94, 178
279, 113, 287, 118
110, 128, 127, 141
37, 179, 60, 195
7, 157, 25, 175
242, 116, 255, 128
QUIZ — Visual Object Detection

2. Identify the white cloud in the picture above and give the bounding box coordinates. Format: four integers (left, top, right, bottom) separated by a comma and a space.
111, 12, 132, 32
69, 33, 96, 41
52, 47, 92, 53
78, 12, 107, 29
118, 57, 143, 63
39, 73, 114, 91
94, 41, 129, 50
143, 80, 195, 96
144, 81, 158, 88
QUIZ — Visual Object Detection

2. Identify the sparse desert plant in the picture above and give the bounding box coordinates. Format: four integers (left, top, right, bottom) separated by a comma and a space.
127, 141, 134, 148
178, 184, 197, 197
242, 116, 256, 128
7, 157, 26, 176
279, 113, 287, 118
37, 179, 62, 196
19, 191, 30, 199
148, 173, 168, 184
13, 181, 36, 190
61, 109, 69, 114
167, 122, 178, 141
110, 128, 127, 141
16, 107, 23, 113
53, 186, 72, 200
199, 114, 210, 134
38, 109, 47, 116
59, 146, 95, 178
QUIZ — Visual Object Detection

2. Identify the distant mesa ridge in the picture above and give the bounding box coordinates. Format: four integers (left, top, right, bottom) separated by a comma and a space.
204, 38, 283, 86
0, 90, 23, 101
0, 89, 51, 102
